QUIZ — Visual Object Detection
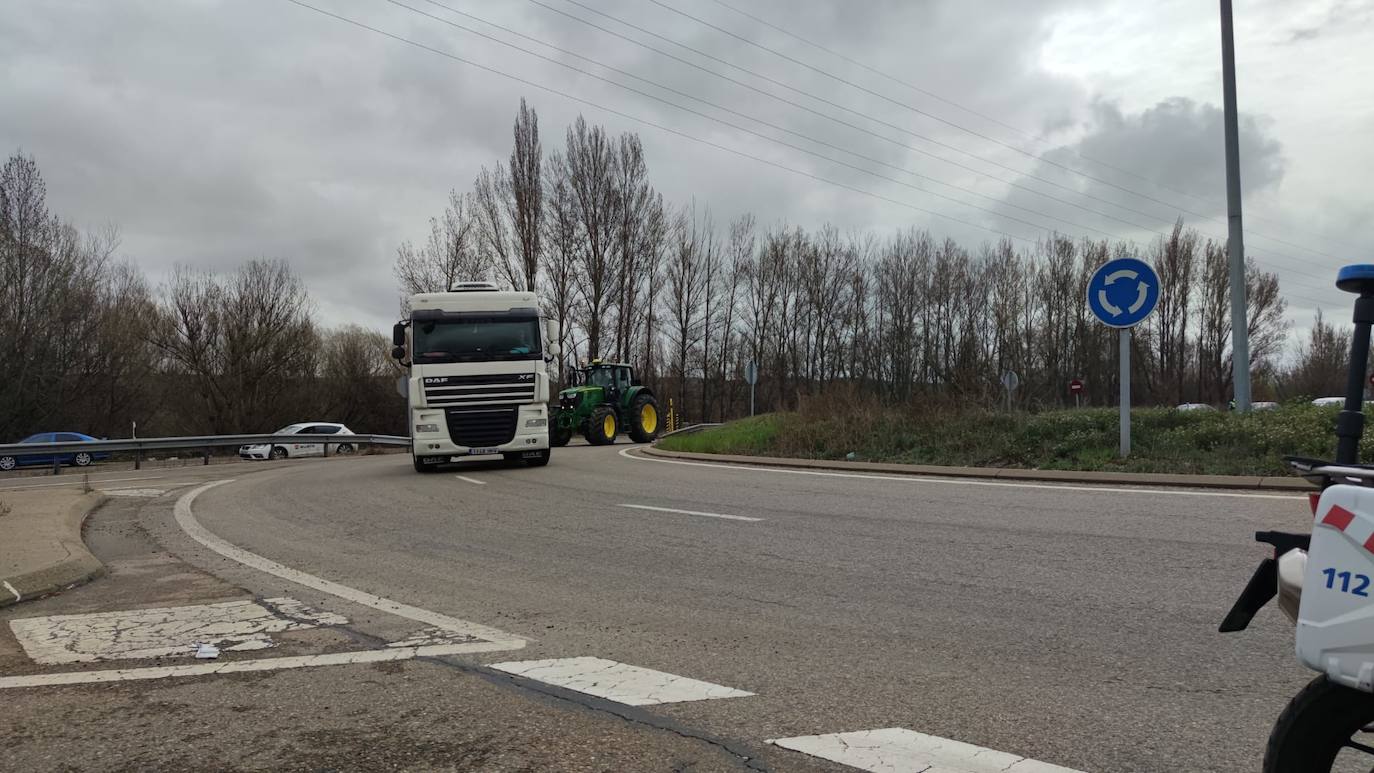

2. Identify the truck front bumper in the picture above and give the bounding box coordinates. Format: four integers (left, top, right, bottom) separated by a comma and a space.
411, 405, 550, 462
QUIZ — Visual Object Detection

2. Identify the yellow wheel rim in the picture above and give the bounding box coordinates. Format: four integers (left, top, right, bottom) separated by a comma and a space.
603, 414, 616, 438
641, 404, 658, 433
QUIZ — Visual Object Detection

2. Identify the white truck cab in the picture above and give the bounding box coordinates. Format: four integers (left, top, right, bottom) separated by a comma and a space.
393, 283, 559, 472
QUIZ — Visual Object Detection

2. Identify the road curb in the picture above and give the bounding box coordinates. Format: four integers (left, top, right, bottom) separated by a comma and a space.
0, 492, 108, 608
642, 447, 1314, 491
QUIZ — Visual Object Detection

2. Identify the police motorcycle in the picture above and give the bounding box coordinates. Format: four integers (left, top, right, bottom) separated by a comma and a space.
1221, 265, 1374, 771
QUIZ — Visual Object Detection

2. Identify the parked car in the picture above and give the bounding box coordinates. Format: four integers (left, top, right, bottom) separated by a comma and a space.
1176, 403, 1216, 412
1252, 401, 1280, 411
0, 432, 111, 472
238, 423, 356, 460
1312, 397, 1345, 407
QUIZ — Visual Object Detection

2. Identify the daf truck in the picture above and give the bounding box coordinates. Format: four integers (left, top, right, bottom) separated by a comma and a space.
392, 282, 559, 472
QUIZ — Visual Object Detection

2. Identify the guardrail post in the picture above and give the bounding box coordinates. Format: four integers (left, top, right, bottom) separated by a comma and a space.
52, 456, 61, 475
134, 449, 142, 470
323, 441, 330, 458
203, 447, 210, 466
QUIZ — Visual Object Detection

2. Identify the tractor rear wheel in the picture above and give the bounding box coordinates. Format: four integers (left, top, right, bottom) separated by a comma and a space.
627, 394, 660, 443
586, 406, 617, 445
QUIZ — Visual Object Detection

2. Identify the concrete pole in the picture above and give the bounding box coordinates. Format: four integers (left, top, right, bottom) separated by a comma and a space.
1120, 328, 1131, 457
1220, 0, 1252, 411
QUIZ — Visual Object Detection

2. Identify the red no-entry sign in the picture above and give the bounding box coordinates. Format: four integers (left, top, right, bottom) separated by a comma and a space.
1069, 378, 1085, 394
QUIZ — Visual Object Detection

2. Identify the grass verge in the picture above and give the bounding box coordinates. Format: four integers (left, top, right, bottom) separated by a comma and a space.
658, 402, 1353, 477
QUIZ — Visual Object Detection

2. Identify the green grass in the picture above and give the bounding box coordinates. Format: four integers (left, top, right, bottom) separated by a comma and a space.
658, 402, 1355, 476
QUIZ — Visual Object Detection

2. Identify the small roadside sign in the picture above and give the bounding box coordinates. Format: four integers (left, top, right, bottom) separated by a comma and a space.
1087, 257, 1159, 459
744, 361, 759, 386
1069, 379, 1084, 394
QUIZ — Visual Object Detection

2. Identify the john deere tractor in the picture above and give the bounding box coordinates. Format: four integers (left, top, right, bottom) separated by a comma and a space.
551, 361, 660, 446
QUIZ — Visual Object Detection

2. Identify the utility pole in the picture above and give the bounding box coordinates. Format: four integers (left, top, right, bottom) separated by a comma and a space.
1220, 0, 1252, 411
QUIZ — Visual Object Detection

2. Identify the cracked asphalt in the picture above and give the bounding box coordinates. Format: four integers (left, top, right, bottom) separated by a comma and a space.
1, 443, 1321, 771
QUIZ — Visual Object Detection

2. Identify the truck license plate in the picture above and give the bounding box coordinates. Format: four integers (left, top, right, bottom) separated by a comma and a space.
468, 447, 500, 455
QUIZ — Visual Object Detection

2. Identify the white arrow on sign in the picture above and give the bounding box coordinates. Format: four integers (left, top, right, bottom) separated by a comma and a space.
1128, 282, 1150, 313
1097, 289, 1123, 316
1105, 268, 1138, 284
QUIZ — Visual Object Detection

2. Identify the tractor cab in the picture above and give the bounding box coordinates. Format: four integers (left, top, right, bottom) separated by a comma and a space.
553, 360, 659, 446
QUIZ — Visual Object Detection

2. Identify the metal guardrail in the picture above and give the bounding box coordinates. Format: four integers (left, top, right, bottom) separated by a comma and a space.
658, 423, 723, 439
0, 433, 412, 474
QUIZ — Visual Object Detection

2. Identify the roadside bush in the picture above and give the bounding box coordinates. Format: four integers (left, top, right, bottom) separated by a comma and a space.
659, 399, 1350, 477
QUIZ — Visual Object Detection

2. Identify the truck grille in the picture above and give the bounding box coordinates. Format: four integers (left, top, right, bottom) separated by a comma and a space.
423, 373, 536, 408
445, 407, 517, 448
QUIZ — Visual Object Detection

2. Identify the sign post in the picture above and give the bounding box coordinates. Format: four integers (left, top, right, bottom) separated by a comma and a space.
1087, 258, 1160, 457
744, 360, 759, 416
1000, 371, 1019, 412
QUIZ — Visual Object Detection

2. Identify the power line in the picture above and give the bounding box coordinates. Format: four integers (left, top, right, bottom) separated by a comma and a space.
528, 0, 1339, 296
402, 0, 1340, 301
399, 0, 1125, 240
646, 0, 1357, 264
277, 1, 1337, 310
279, 0, 1036, 248
705, 0, 1365, 256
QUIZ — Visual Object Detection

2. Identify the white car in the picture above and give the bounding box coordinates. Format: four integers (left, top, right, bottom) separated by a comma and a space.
239, 423, 357, 460
1176, 403, 1216, 411
1252, 401, 1280, 411
1312, 397, 1345, 407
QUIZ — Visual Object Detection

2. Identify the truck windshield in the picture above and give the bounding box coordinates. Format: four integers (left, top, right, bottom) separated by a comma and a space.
412, 318, 542, 364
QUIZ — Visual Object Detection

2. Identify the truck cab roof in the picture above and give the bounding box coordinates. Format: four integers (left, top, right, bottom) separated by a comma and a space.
409, 289, 539, 314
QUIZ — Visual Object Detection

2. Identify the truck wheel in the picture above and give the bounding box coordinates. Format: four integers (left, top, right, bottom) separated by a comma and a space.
627, 394, 660, 443
551, 423, 573, 447
525, 449, 551, 467
586, 406, 617, 445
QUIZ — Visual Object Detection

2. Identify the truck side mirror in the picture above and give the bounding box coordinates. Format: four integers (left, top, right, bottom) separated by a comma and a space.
391, 345, 406, 361
392, 322, 406, 347
545, 319, 561, 347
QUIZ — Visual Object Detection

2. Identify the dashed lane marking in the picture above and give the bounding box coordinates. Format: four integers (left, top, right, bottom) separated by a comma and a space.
619, 447, 1302, 500
489, 656, 754, 705
0, 644, 499, 689
618, 503, 762, 522
3, 581, 19, 603
9, 597, 347, 664
455, 475, 486, 485
174, 480, 525, 649
767, 728, 1083, 773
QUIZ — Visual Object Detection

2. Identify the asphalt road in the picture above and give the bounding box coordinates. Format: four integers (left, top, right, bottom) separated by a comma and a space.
1, 443, 1322, 771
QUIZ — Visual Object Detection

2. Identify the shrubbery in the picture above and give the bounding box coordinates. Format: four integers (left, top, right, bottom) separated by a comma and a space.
658, 401, 1355, 476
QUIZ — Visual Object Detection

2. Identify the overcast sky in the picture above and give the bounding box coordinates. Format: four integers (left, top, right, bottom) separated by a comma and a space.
3, 0, 1371, 337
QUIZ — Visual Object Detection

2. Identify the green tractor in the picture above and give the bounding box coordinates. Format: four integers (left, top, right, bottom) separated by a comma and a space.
551, 361, 660, 446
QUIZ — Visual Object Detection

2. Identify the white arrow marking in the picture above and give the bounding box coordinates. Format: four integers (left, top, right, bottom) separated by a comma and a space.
1097, 289, 1123, 316
1128, 282, 1150, 313
1105, 268, 1137, 284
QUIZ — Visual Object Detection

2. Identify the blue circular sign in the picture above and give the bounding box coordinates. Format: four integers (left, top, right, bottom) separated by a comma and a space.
1087, 257, 1160, 328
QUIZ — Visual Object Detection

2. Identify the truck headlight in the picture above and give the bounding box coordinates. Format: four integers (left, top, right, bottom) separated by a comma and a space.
415, 423, 440, 434
525, 418, 547, 428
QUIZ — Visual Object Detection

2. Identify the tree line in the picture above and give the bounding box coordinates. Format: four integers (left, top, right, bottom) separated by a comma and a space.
0, 152, 404, 442
396, 100, 1342, 423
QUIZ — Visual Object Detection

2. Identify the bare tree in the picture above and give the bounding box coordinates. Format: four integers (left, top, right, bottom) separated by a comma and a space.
564, 116, 619, 361
394, 190, 483, 305
506, 98, 542, 292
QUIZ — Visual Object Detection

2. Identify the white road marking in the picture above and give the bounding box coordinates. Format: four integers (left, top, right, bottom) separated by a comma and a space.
489, 656, 754, 705
0, 641, 505, 689
620, 447, 1303, 500
3, 581, 19, 603
102, 488, 168, 497
618, 503, 762, 522
455, 475, 486, 485
0, 474, 165, 492
9, 597, 347, 664
768, 728, 1083, 773
174, 481, 525, 650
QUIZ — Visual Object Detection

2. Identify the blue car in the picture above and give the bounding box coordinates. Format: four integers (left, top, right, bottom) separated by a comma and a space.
0, 432, 111, 472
